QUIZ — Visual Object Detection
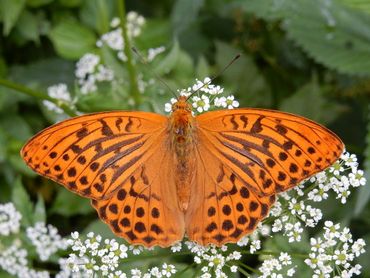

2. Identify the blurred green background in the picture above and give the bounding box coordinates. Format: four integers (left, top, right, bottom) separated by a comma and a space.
0, 0, 369, 276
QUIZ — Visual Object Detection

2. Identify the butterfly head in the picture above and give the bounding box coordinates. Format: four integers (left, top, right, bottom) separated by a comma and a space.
172, 95, 192, 113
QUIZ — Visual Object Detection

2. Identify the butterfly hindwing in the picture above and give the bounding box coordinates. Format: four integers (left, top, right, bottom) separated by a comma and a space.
185, 140, 275, 246
92, 144, 185, 247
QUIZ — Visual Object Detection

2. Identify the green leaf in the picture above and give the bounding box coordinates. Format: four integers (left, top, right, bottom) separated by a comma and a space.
135, 19, 171, 50
215, 41, 272, 107
14, 10, 40, 43
279, 77, 346, 125
240, 0, 370, 75
80, 0, 113, 34
0, 0, 26, 35
196, 56, 210, 79
154, 40, 180, 75
12, 178, 33, 226
58, 0, 82, 7
354, 106, 370, 215
0, 113, 32, 140
83, 219, 115, 238
10, 58, 74, 89
171, 0, 205, 35
48, 19, 96, 59
50, 188, 93, 216
26, 0, 54, 7
339, 0, 370, 15
33, 194, 46, 223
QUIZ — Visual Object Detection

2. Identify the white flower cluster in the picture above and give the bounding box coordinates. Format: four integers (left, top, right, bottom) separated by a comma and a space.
185, 241, 241, 278
43, 83, 73, 114
130, 263, 177, 278
75, 53, 114, 94
0, 202, 21, 236
66, 231, 128, 276
97, 12, 145, 61
305, 221, 366, 277
164, 77, 239, 114
268, 151, 365, 245
258, 252, 296, 278
0, 240, 49, 278
308, 152, 365, 204
26, 222, 69, 261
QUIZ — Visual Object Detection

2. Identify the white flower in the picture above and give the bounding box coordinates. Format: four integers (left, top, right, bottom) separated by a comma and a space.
230, 265, 238, 272
0, 202, 21, 236
26, 222, 68, 261
225, 95, 239, 109
43, 83, 72, 114
75, 53, 100, 79
191, 95, 210, 113
127, 11, 145, 37
147, 46, 166, 62
171, 242, 182, 252
161, 263, 176, 277
250, 240, 261, 253
279, 252, 292, 265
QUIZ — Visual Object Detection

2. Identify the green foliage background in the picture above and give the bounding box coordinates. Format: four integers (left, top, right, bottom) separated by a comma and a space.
0, 0, 369, 276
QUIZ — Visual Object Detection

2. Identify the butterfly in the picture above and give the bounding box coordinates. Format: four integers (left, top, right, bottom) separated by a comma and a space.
21, 95, 344, 247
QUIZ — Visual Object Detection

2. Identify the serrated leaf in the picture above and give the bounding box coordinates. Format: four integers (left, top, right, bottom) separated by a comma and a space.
12, 178, 33, 226
0, 0, 26, 35
49, 19, 96, 59
240, 0, 370, 75
354, 106, 370, 215
33, 194, 46, 223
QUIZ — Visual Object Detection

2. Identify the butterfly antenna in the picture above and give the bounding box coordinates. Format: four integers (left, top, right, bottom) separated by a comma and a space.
131, 47, 178, 99
186, 54, 241, 101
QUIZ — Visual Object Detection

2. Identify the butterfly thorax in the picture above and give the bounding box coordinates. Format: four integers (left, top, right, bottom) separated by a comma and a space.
170, 96, 196, 212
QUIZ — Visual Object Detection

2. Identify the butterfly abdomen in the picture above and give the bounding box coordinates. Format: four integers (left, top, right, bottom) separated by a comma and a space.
170, 100, 197, 212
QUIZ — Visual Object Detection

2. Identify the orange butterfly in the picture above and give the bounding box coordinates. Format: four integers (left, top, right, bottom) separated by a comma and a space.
21, 95, 344, 247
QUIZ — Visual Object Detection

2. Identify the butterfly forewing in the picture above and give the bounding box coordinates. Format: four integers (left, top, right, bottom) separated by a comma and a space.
196, 109, 344, 196
22, 112, 167, 199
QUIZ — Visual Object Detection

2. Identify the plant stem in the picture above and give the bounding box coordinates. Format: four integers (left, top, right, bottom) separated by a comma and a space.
241, 250, 308, 259
237, 261, 261, 275
120, 251, 192, 263
0, 78, 77, 117
117, 0, 142, 107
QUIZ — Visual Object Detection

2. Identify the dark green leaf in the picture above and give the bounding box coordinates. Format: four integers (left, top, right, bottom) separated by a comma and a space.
49, 19, 96, 59
354, 106, 370, 215
14, 10, 40, 43
80, 0, 113, 34
50, 188, 93, 216
279, 77, 346, 124
171, 0, 205, 35
215, 41, 272, 107
58, 0, 82, 7
154, 40, 180, 75
0, 0, 26, 35
12, 178, 33, 226
26, 0, 54, 7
